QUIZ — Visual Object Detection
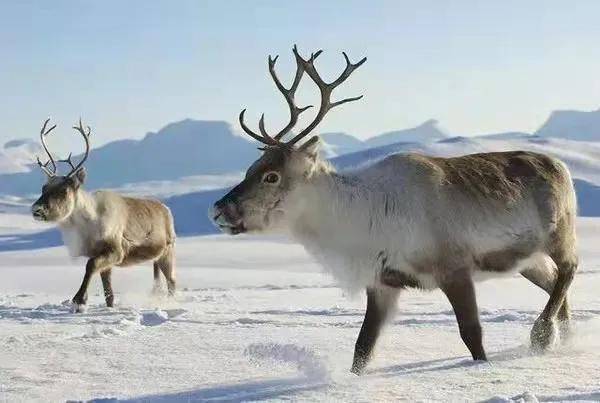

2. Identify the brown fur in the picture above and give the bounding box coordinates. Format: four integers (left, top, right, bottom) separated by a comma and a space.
32, 177, 177, 310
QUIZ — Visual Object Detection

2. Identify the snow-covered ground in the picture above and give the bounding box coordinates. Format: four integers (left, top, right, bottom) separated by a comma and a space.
0, 214, 599, 402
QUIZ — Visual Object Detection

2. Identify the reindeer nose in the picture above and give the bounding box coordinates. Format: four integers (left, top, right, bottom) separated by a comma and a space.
31, 204, 46, 220
212, 199, 242, 225
209, 204, 222, 223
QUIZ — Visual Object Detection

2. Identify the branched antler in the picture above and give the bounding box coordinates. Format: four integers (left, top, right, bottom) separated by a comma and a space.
36, 118, 58, 177
287, 48, 366, 146
35, 118, 92, 177
238, 45, 366, 148
67, 118, 91, 177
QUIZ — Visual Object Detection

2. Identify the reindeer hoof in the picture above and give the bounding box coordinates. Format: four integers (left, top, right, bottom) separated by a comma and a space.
71, 296, 87, 313
350, 365, 363, 376
350, 356, 368, 376
558, 319, 572, 343
151, 283, 164, 296
72, 303, 87, 313
530, 318, 558, 352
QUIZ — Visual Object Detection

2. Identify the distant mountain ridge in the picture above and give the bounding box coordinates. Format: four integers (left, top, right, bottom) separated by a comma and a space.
535, 109, 600, 141
365, 119, 449, 147
0, 139, 42, 175
0, 119, 259, 196
3, 134, 600, 250
1, 106, 599, 196
320, 119, 450, 157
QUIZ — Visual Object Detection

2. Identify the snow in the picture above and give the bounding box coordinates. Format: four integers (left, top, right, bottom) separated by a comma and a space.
1, 217, 600, 402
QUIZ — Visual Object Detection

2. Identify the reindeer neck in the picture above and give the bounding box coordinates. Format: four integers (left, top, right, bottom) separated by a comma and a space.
288, 169, 374, 241
59, 189, 97, 230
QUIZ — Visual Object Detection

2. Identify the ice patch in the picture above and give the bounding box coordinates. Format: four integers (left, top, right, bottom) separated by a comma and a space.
244, 343, 329, 380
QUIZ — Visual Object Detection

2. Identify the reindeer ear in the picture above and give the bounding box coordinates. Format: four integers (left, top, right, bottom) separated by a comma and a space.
72, 167, 87, 187
299, 136, 321, 159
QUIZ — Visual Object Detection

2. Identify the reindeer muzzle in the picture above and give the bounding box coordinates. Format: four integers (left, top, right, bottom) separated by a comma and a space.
31, 205, 47, 221
211, 199, 246, 235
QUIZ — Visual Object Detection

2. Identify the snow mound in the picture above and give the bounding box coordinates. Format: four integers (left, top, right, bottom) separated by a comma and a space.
245, 343, 329, 380
140, 310, 169, 326
483, 391, 539, 403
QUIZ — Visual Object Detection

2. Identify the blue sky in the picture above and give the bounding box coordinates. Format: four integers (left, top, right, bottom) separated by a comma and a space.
1, 0, 599, 151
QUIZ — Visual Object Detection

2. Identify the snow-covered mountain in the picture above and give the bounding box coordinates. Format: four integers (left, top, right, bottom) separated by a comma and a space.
0, 139, 42, 174
2, 108, 600, 236
319, 132, 364, 157
0, 117, 451, 195
333, 135, 600, 184
365, 119, 449, 147
5, 134, 600, 246
535, 109, 600, 141
319, 119, 449, 157
0, 119, 259, 196
473, 131, 532, 140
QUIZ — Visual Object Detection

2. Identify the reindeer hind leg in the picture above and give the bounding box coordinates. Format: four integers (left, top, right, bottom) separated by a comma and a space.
521, 254, 572, 343
151, 262, 163, 295
155, 247, 176, 297
528, 248, 577, 351
100, 268, 114, 308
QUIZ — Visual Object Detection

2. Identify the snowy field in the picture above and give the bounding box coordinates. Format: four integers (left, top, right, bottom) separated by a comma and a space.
0, 215, 599, 402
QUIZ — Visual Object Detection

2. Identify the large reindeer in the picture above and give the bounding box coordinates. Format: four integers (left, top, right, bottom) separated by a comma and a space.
31, 119, 176, 312
212, 46, 578, 374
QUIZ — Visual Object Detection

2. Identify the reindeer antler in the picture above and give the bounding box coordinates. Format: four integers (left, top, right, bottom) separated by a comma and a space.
36, 118, 58, 177
238, 45, 366, 148
287, 48, 366, 146
65, 118, 91, 177
35, 118, 92, 178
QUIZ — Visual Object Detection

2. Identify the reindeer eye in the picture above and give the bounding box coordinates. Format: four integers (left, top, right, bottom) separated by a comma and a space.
263, 172, 280, 184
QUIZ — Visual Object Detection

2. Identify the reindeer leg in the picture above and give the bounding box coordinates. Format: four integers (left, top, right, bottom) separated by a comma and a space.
156, 247, 176, 297
439, 271, 487, 361
351, 287, 399, 375
151, 263, 162, 295
521, 258, 571, 341
530, 256, 576, 351
72, 245, 122, 313
100, 268, 114, 308
72, 259, 96, 311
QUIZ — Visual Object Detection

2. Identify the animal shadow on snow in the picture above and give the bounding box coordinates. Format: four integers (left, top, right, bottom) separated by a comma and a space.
0, 303, 132, 324
368, 346, 529, 379
538, 391, 600, 402
88, 377, 328, 403
0, 228, 62, 251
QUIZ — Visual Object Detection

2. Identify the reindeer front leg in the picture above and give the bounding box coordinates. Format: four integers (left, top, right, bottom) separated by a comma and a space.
439, 269, 487, 361
351, 287, 400, 375
72, 244, 122, 312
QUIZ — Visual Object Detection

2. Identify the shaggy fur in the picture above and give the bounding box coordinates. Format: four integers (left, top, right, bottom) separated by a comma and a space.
32, 170, 176, 311
213, 143, 578, 374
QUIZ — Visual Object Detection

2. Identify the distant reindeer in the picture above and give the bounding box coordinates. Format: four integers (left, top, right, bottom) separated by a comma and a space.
31, 119, 176, 312
211, 46, 578, 374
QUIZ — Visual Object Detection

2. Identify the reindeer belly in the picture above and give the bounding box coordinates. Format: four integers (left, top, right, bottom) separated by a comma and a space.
119, 241, 165, 267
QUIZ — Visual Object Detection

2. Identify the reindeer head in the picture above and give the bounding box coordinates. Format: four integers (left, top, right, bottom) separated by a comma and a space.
31, 119, 91, 222
212, 46, 366, 235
